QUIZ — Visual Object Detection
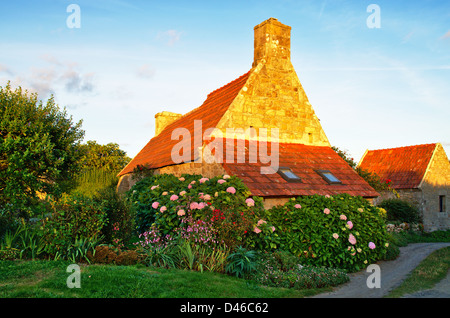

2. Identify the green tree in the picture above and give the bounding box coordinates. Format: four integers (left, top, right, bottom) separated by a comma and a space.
332, 146, 397, 193
78, 140, 131, 172
0, 83, 84, 208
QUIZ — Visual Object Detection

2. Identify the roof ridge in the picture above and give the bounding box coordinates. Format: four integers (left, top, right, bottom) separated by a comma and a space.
206, 71, 251, 98
366, 143, 437, 152
167, 70, 251, 125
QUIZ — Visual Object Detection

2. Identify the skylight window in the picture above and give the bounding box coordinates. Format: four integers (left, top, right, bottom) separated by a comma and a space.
277, 167, 302, 182
316, 170, 342, 185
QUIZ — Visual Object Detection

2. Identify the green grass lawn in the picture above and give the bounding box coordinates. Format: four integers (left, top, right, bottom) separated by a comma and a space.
0, 260, 328, 298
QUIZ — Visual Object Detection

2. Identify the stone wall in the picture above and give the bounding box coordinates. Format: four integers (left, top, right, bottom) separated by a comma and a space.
262, 197, 290, 210
420, 143, 450, 231
155, 111, 183, 136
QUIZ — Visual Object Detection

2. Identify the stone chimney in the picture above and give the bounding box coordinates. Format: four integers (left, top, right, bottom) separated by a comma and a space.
253, 18, 291, 68
155, 111, 183, 135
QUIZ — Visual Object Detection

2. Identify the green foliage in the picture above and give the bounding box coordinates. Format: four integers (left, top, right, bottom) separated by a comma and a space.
0, 221, 45, 260
66, 236, 101, 264
249, 251, 349, 289
332, 146, 398, 194
73, 167, 119, 197
255, 194, 389, 272
78, 140, 131, 172
225, 246, 258, 278
128, 173, 264, 249
382, 242, 400, 261
92, 184, 135, 247
379, 198, 421, 223
40, 193, 106, 259
0, 83, 84, 208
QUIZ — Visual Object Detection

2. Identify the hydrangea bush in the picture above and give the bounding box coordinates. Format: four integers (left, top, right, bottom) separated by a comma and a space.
128, 173, 265, 249
253, 194, 389, 272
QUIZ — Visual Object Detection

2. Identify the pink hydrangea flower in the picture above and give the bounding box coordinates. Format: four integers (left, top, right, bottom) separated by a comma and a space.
177, 209, 185, 216
160, 206, 167, 212
188, 184, 192, 189
179, 190, 186, 196
333, 233, 339, 239
349, 234, 357, 245
217, 179, 226, 184
271, 226, 275, 232
347, 221, 353, 229
368, 242, 376, 249
246, 198, 255, 207
152, 202, 159, 209
178, 177, 185, 181
170, 194, 179, 201
190, 202, 199, 210
151, 185, 159, 190
257, 219, 267, 226
340, 214, 347, 220
198, 202, 206, 209
199, 177, 209, 183
226, 187, 236, 194
253, 227, 261, 234
324, 208, 330, 215
223, 175, 231, 179
294, 204, 302, 209
203, 194, 211, 201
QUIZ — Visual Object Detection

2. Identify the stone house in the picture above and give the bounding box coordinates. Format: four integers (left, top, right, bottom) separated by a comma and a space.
358, 143, 450, 231
117, 18, 378, 209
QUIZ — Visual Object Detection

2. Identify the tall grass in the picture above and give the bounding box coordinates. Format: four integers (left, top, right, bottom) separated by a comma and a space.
74, 168, 118, 197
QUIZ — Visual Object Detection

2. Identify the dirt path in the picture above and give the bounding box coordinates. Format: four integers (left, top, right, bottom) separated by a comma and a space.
311, 242, 450, 298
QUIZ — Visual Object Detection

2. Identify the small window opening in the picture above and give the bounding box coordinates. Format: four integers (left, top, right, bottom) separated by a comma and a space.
439, 195, 446, 212
316, 170, 342, 185
277, 167, 302, 183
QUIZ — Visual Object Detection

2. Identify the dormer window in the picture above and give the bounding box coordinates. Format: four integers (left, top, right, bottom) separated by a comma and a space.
316, 170, 342, 185
278, 167, 302, 182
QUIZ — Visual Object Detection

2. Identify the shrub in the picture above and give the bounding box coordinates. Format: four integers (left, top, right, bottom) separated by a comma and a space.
379, 198, 421, 223
93, 185, 135, 247
128, 173, 265, 249
252, 194, 389, 272
40, 192, 106, 259
88, 245, 143, 265
249, 251, 349, 289
382, 242, 400, 261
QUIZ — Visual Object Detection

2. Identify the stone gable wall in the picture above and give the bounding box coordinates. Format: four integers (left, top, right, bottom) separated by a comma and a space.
420, 143, 450, 231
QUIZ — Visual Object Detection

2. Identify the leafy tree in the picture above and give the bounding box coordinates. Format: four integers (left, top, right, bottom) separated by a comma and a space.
332, 146, 397, 194
0, 83, 84, 209
78, 140, 131, 172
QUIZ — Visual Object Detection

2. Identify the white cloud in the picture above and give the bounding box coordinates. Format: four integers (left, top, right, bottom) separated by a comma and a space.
136, 64, 155, 79
157, 30, 183, 46
10, 55, 97, 97
0, 64, 13, 76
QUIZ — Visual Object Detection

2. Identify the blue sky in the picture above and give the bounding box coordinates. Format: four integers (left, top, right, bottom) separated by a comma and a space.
1, 0, 449, 162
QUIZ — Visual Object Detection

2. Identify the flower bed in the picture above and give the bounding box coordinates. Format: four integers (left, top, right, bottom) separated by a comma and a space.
249, 194, 389, 272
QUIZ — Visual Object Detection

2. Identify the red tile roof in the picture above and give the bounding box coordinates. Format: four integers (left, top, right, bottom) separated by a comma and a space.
358, 143, 437, 189
118, 71, 251, 176
213, 139, 379, 198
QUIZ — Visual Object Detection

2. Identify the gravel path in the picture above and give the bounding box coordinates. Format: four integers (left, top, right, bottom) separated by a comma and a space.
311, 242, 450, 298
